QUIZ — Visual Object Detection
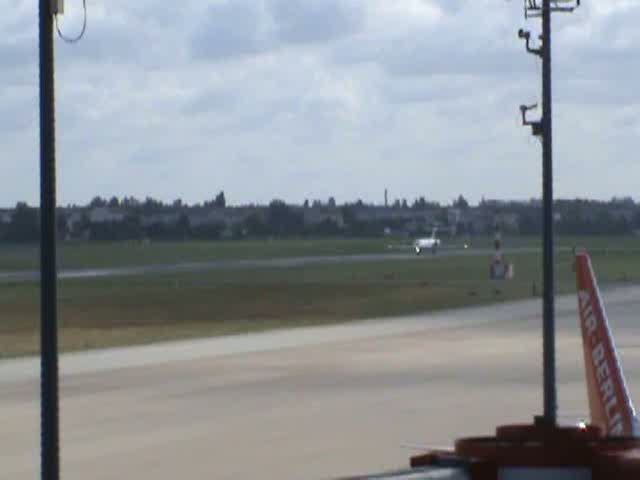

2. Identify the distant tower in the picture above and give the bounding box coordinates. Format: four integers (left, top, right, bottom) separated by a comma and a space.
384, 189, 388, 208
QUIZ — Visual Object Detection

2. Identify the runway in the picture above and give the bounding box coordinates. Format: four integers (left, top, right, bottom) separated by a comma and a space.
0, 247, 543, 284
3, 286, 640, 479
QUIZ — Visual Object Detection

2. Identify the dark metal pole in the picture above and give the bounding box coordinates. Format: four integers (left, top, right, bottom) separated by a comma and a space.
39, 0, 60, 478
541, 0, 557, 426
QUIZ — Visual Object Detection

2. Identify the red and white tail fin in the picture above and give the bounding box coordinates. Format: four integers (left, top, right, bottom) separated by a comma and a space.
575, 251, 640, 437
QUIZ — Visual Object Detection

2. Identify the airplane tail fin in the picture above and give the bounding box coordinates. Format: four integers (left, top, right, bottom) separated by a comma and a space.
575, 251, 640, 437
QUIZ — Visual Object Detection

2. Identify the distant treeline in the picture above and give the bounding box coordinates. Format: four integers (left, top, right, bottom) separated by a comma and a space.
1, 194, 639, 243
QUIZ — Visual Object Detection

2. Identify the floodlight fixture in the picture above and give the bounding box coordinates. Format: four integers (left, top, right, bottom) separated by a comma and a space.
524, 0, 580, 19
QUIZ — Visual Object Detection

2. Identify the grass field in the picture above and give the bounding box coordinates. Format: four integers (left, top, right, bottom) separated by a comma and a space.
2, 239, 639, 358
0, 238, 392, 272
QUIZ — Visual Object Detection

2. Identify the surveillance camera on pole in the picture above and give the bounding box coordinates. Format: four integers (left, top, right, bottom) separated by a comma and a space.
518, 28, 542, 57
520, 103, 543, 137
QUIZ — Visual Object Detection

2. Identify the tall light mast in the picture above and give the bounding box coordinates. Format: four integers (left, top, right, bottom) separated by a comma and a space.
519, 0, 581, 426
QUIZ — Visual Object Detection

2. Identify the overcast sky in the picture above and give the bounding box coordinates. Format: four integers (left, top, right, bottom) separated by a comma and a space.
2, 0, 639, 207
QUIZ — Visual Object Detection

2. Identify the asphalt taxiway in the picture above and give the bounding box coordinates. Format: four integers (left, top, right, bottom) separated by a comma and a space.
3, 286, 639, 479
0, 247, 543, 284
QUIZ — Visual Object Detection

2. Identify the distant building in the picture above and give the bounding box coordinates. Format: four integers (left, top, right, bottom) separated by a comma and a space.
187, 206, 263, 228
611, 208, 634, 223
449, 208, 462, 223
301, 207, 345, 228
89, 207, 125, 223
62, 208, 89, 240
140, 212, 181, 228
0, 210, 12, 224
65, 210, 82, 229
353, 206, 436, 224
493, 212, 520, 233
465, 208, 493, 235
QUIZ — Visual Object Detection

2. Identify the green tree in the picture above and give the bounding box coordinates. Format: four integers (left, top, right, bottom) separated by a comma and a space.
453, 195, 469, 209
4, 202, 39, 243
56, 211, 68, 239
142, 197, 163, 214
89, 196, 107, 208
267, 200, 303, 236
243, 212, 269, 236
214, 191, 226, 208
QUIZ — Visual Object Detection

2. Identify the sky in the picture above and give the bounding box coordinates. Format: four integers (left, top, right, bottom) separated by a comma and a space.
2, 0, 639, 207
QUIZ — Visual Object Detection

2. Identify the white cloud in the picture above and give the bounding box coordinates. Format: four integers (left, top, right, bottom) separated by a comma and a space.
2, 0, 639, 207
191, 1, 273, 61
268, 0, 365, 45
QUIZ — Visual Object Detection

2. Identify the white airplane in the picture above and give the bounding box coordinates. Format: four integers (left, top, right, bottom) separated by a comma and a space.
414, 228, 441, 255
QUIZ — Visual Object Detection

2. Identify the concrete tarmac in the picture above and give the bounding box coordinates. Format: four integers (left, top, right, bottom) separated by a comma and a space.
2, 287, 640, 479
